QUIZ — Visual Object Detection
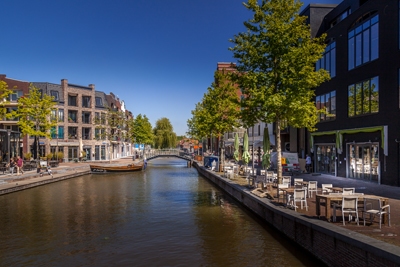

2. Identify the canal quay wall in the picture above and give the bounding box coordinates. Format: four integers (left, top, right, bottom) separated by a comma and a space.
193, 162, 400, 267
0, 166, 90, 196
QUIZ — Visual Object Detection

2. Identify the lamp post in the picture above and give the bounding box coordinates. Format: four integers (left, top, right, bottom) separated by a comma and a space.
7, 129, 11, 164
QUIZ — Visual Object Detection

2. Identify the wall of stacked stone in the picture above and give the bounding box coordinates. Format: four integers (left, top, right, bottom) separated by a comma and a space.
193, 162, 400, 267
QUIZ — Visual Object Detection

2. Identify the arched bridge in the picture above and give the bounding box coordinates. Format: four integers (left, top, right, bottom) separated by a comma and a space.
146, 149, 193, 161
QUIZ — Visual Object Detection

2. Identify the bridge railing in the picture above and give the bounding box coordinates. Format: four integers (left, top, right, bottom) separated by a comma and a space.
146, 149, 181, 158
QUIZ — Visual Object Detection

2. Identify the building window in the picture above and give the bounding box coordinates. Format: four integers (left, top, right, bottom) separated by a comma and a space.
68, 95, 77, 106
330, 8, 351, 28
82, 127, 91, 140
9, 90, 23, 102
51, 110, 57, 121
58, 109, 64, 122
58, 126, 64, 139
348, 14, 379, 70
68, 127, 78, 139
316, 90, 336, 122
68, 111, 78, 123
50, 90, 59, 101
82, 96, 91, 108
82, 112, 91, 124
348, 76, 379, 117
51, 126, 57, 139
95, 97, 103, 107
316, 42, 336, 78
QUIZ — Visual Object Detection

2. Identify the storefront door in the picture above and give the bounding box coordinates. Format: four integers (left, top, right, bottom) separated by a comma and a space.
348, 143, 379, 182
315, 145, 336, 175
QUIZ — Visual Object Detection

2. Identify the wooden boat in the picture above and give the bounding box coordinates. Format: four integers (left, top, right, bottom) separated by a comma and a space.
90, 162, 146, 173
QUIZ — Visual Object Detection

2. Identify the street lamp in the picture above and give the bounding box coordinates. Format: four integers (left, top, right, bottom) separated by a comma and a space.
7, 129, 11, 165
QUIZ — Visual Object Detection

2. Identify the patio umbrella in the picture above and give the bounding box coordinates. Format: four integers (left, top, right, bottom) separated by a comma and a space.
233, 133, 239, 162
262, 127, 271, 169
242, 131, 251, 165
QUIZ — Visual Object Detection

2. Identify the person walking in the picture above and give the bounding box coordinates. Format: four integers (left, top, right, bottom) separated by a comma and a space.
305, 154, 312, 173
16, 156, 24, 175
7, 158, 16, 175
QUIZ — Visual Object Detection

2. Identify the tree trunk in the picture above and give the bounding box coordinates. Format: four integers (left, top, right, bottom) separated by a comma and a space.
276, 119, 282, 184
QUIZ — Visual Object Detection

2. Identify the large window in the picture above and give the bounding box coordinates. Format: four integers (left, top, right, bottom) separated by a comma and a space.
68, 95, 77, 106
82, 96, 91, 108
58, 109, 64, 122
348, 76, 379, 117
50, 90, 59, 101
82, 112, 91, 124
316, 42, 336, 78
316, 91, 336, 122
58, 126, 64, 139
348, 14, 379, 70
68, 111, 78, 123
9, 90, 23, 102
95, 97, 103, 107
68, 127, 78, 139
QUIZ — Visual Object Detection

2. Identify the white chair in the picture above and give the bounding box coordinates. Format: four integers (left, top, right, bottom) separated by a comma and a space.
267, 171, 275, 183
282, 176, 291, 186
342, 188, 355, 195
278, 183, 289, 203
342, 196, 359, 226
293, 178, 303, 186
308, 181, 318, 197
321, 184, 333, 194
290, 189, 308, 211
363, 198, 390, 229
260, 169, 266, 175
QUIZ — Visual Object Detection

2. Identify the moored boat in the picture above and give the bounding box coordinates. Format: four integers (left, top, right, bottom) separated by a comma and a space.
90, 162, 145, 173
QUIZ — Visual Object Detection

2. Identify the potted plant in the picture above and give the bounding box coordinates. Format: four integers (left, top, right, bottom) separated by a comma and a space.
46, 153, 53, 161
24, 152, 32, 161
57, 151, 64, 162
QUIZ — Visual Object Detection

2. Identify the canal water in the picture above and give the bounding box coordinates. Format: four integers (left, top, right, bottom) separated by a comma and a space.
0, 158, 325, 266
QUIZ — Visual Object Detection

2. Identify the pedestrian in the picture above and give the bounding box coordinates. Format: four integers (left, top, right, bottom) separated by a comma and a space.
16, 156, 24, 175
305, 154, 312, 173
7, 158, 16, 175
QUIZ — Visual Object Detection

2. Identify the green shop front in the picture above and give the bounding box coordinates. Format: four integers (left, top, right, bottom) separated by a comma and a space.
310, 126, 386, 184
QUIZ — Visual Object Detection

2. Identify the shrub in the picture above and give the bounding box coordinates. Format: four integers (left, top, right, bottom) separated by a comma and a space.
46, 153, 53, 160
24, 152, 32, 160
57, 152, 64, 161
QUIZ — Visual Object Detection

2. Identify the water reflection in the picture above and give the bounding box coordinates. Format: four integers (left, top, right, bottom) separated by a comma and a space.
0, 158, 324, 266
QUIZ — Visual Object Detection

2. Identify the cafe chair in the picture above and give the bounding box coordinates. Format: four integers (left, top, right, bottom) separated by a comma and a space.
289, 189, 308, 211
342, 188, 355, 195
342, 196, 359, 226
308, 181, 318, 198
363, 198, 390, 229
321, 184, 333, 194
278, 183, 289, 203
282, 176, 291, 186
293, 178, 303, 186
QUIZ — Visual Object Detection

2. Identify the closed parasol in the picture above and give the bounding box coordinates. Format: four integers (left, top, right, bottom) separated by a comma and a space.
233, 133, 239, 162
242, 131, 250, 165
262, 127, 271, 169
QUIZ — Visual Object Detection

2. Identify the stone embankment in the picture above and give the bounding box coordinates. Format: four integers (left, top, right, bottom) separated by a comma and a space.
193, 161, 400, 267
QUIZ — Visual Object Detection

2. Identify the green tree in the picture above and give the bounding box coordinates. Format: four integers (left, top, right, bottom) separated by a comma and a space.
230, 0, 330, 181
9, 85, 57, 164
94, 107, 126, 162
130, 114, 154, 146
0, 80, 13, 120
153, 117, 177, 149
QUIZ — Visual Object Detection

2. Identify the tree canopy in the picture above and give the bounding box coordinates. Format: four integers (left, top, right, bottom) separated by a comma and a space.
130, 114, 154, 145
0, 80, 13, 120
9, 85, 57, 160
229, 0, 330, 179
187, 70, 241, 139
153, 117, 177, 149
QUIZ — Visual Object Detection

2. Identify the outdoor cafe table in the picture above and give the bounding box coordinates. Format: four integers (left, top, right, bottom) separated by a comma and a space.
279, 187, 295, 206
326, 187, 343, 193
315, 194, 389, 223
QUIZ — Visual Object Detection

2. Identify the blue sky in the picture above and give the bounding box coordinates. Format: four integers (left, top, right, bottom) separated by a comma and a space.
1, 0, 341, 136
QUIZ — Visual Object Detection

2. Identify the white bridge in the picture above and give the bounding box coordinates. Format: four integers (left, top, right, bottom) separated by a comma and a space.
146, 149, 193, 161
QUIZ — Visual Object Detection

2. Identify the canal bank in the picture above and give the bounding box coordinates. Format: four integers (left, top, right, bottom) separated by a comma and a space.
193, 161, 400, 267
